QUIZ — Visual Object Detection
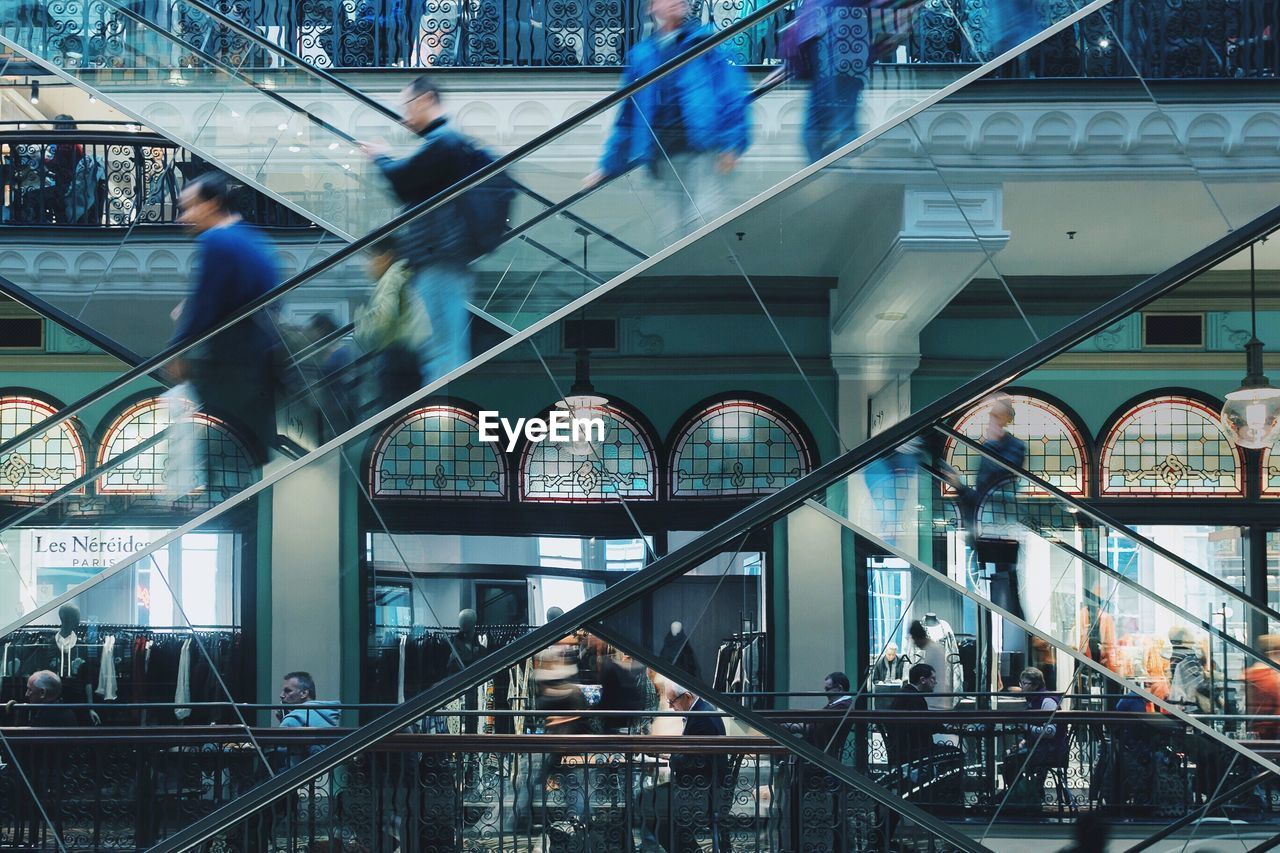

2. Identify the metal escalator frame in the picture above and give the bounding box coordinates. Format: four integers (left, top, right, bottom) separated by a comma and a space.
171, 0, 648, 263
583, 622, 992, 852
798, 495, 1280, 803
145, 204, 1280, 851
0, 0, 1112, 464
84, 0, 649, 263
0, 271, 142, 367
935, 424, 1280, 669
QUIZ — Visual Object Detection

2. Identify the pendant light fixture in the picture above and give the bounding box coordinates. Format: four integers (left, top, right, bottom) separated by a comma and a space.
555, 228, 609, 456
1221, 242, 1280, 449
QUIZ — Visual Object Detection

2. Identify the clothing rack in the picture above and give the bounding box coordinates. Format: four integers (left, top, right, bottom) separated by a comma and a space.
0, 624, 244, 725
713, 631, 767, 705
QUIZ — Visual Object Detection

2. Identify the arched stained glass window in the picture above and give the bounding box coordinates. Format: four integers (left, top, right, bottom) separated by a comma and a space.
944, 394, 1088, 497
1099, 395, 1243, 497
1261, 444, 1280, 497
0, 396, 85, 496
370, 406, 506, 499
669, 399, 812, 498
97, 398, 256, 496
520, 404, 656, 503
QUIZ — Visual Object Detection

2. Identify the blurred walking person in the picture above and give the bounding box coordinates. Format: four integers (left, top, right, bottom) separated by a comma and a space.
780, 0, 869, 162
171, 172, 280, 452
1246, 634, 1280, 740
354, 237, 430, 411
362, 76, 491, 387
585, 0, 750, 243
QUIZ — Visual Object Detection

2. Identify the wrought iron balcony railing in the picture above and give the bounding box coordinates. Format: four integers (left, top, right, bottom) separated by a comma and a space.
0, 121, 313, 229
15, 0, 1280, 76
1, 707, 1279, 850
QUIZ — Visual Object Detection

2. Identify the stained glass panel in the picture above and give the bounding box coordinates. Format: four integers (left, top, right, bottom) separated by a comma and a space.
520, 405, 655, 503
1099, 395, 1243, 497
1262, 444, 1280, 497
944, 394, 1088, 497
371, 406, 506, 499
0, 396, 85, 496
669, 399, 811, 498
97, 398, 256, 496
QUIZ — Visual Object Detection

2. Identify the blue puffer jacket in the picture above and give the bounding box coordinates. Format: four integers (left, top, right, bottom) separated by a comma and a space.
599, 21, 751, 178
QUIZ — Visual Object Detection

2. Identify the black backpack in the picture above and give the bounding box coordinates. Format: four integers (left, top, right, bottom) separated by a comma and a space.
458, 139, 516, 262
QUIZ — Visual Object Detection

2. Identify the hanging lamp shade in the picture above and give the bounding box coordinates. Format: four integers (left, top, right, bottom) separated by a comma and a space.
555, 347, 610, 456
1222, 242, 1280, 449
1222, 339, 1280, 449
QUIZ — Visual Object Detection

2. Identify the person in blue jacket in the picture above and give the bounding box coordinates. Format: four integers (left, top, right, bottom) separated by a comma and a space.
171, 172, 280, 451
585, 0, 750, 245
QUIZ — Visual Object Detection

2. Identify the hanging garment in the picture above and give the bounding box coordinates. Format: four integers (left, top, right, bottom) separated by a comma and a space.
923, 618, 964, 709
174, 638, 192, 721
96, 635, 118, 701
397, 635, 407, 704
54, 630, 77, 678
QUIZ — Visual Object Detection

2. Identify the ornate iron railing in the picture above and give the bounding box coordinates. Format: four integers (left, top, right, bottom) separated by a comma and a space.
1, 709, 1278, 850
0, 123, 313, 228
13, 0, 1280, 75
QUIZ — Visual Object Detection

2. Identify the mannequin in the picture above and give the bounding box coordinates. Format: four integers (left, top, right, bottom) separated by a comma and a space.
53, 604, 85, 679
450, 609, 486, 671
918, 613, 962, 709
659, 620, 700, 680
450, 609, 487, 733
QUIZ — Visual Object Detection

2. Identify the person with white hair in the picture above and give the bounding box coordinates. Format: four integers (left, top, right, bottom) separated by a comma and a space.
24, 670, 76, 726
657, 681, 732, 852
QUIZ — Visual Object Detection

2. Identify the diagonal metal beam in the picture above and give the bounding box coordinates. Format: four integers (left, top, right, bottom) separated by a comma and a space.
583, 620, 990, 852
0, 271, 141, 367
802, 498, 1280, 778
929, 427, 1280, 678
936, 423, 1280, 627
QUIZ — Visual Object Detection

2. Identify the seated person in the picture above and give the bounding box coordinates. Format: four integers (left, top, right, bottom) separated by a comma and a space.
887, 663, 939, 778
1000, 667, 1068, 789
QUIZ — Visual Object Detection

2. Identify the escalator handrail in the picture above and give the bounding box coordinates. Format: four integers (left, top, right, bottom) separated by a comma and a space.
108, 0, 646, 261
938, 423, 1280, 629
586, 621, 990, 853
150, 201, 1280, 853
0, 0, 816, 462
0, 272, 142, 367
913, 455, 1280, 682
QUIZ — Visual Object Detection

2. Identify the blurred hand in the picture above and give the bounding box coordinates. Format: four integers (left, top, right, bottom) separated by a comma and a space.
717, 152, 738, 174
168, 358, 189, 384
582, 170, 604, 191
359, 140, 391, 159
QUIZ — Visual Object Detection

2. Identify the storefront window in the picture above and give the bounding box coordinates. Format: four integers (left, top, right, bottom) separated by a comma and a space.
868, 556, 912, 656
2, 528, 240, 627
1103, 525, 1247, 649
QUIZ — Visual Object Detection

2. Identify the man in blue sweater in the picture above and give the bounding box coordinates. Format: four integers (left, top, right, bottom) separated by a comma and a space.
172, 173, 280, 451
585, 0, 749, 245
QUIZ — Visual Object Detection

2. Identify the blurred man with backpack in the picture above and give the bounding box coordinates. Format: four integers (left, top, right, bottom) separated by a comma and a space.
361, 75, 511, 387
